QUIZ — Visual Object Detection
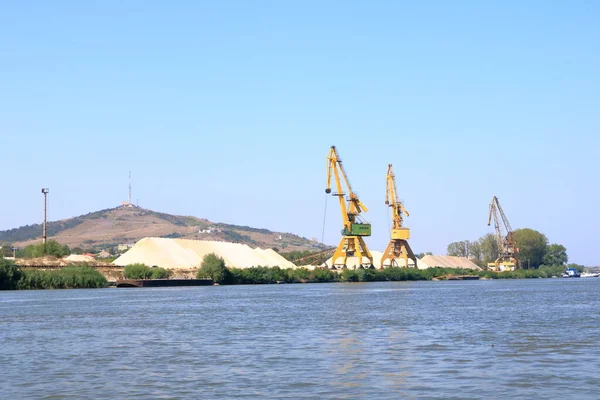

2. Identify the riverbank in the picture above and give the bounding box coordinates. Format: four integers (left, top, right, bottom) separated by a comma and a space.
1, 257, 579, 290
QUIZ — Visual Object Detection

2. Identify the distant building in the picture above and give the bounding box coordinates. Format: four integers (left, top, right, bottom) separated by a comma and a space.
199, 226, 221, 234
117, 243, 135, 252
97, 250, 111, 258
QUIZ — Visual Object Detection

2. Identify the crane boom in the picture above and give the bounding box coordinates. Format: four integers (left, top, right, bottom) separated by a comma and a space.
487, 196, 518, 271
381, 164, 417, 268
325, 146, 373, 269
488, 199, 504, 251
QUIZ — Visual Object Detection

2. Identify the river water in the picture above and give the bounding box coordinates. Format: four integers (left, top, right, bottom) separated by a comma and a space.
1, 279, 599, 399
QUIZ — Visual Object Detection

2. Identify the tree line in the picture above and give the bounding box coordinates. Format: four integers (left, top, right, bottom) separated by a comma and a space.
447, 228, 579, 269
195, 253, 572, 285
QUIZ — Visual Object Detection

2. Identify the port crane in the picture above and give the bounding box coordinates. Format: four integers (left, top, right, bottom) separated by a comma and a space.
325, 146, 374, 269
487, 196, 519, 271
381, 164, 417, 268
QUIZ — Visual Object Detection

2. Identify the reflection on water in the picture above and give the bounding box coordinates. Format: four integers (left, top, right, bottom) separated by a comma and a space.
1, 279, 599, 399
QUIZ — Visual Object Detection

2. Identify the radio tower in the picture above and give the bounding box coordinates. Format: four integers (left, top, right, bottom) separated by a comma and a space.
122, 171, 134, 208
129, 171, 132, 205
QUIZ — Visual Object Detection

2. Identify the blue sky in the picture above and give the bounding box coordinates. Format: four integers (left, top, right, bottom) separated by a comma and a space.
1, 1, 599, 265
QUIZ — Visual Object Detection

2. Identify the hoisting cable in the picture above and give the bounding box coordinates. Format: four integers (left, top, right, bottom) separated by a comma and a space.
321, 193, 328, 245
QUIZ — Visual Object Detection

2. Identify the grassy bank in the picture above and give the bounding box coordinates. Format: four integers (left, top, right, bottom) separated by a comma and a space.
1, 258, 108, 290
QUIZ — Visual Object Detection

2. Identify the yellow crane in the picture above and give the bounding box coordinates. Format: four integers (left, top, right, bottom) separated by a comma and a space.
381, 164, 417, 268
487, 196, 519, 271
325, 146, 374, 269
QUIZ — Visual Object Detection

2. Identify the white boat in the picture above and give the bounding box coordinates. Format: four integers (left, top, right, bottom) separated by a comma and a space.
580, 272, 600, 278
562, 268, 581, 278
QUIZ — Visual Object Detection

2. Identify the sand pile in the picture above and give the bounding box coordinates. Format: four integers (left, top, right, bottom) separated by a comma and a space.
64, 254, 96, 263
112, 237, 297, 270
420, 255, 481, 270
16, 256, 67, 267
323, 253, 481, 270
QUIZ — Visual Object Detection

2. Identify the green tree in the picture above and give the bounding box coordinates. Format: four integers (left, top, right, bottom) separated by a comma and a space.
123, 263, 153, 279
123, 264, 171, 279
447, 241, 471, 257
468, 240, 486, 267
197, 253, 231, 284
22, 240, 71, 258
514, 228, 548, 269
0, 258, 23, 290
0, 243, 15, 258
543, 244, 568, 266
478, 233, 499, 265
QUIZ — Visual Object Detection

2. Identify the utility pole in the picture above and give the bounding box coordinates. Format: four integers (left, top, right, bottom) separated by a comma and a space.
41, 188, 49, 252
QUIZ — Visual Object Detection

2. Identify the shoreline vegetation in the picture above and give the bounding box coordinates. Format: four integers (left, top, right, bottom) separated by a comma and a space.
0, 255, 579, 291
195, 253, 573, 285
1, 258, 107, 290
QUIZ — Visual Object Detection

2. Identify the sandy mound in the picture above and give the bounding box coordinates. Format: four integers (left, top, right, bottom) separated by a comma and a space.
112, 237, 297, 269
420, 255, 481, 270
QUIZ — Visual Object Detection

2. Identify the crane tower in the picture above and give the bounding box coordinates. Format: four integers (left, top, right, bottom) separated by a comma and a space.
381, 164, 417, 268
487, 196, 519, 271
325, 146, 374, 269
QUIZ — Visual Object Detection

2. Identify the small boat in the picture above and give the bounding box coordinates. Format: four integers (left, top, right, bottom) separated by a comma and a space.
561, 268, 581, 278
580, 272, 600, 278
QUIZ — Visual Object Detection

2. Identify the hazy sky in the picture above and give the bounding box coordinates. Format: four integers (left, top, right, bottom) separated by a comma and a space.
1, 1, 598, 264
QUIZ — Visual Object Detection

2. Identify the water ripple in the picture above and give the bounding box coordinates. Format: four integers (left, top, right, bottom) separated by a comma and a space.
1, 279, 599, 399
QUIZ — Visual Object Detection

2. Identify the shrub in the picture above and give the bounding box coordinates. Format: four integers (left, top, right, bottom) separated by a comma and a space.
150, 268, 171, 279
124, 263, 171, 279
309, 268, 337, 283
289, 267, 311, 282
17, 265, 107, 289
197, 253, 231, 284
340, 269, 359, 282
0, 258, 23, 290
22, 240, 71, 258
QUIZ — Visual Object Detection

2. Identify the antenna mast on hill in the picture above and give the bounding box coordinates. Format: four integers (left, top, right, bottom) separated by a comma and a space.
129, 171, 132, 205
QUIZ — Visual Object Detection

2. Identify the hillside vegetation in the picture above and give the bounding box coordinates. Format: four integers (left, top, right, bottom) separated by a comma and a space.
0, 206, 322, 253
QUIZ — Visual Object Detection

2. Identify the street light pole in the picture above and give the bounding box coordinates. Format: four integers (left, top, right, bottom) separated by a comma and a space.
41, 188, 49, 253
